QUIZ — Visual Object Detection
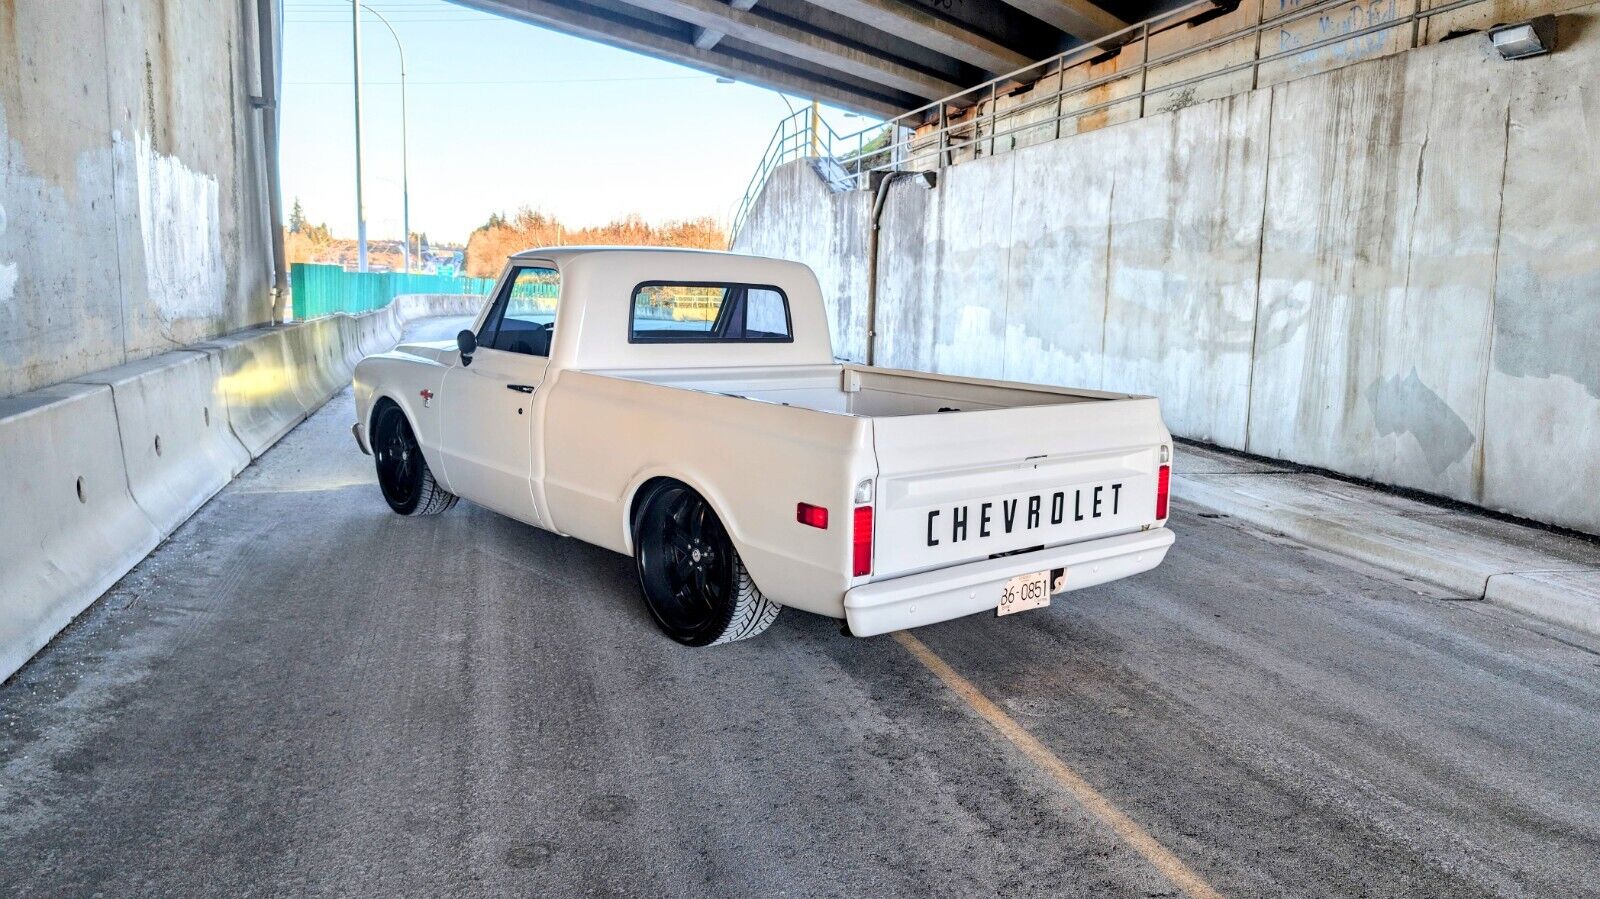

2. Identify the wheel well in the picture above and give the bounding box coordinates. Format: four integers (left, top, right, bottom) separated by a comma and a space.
367, 396, 400, 441
628, 476, 735, 554
627, 476, 770, 604
629, 476, 683, 539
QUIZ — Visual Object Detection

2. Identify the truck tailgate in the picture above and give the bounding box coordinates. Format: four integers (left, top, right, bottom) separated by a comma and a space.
869, 396, 1170, 580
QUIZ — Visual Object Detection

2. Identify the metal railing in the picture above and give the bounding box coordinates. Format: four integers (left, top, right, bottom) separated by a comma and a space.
729, 107, 913, 241
730, 0, 1494, 242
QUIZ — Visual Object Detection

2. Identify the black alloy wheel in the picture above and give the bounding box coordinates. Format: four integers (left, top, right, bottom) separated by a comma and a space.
374, 403, 425, 514
634, 484, 741, 646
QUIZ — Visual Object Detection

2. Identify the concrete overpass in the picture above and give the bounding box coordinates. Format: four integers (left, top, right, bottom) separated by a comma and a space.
453, 0, 1164, 116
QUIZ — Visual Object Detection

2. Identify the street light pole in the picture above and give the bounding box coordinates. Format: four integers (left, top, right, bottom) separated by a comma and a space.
398, 32, 410, 272
351, 0, 368, 272
361, 5, 410, 273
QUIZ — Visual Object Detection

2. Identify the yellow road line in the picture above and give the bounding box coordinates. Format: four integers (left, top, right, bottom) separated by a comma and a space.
892, 631, 1226, 899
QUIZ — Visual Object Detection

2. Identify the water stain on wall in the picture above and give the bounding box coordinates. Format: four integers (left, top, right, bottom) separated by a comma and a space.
1366, 368, 1476, 474
0, 201, 15, 308
1491, 261, 1600, 401
0, 0, 15, 66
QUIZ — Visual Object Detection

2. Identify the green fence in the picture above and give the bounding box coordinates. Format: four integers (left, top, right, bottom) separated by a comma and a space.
290, 263, 498, 319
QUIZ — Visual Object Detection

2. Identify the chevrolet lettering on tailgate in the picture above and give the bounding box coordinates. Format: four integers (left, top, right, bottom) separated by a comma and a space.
927, 482, 1126, 547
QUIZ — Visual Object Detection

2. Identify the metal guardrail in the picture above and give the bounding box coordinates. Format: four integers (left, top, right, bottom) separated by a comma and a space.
730, 0, 1494, 242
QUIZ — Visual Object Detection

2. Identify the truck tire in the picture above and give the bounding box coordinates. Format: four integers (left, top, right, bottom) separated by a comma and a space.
633, 483, 781, 646
372, 401, 458, 516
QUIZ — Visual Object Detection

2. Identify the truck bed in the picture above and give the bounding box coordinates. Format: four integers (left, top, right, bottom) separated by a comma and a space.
581, 363, 1168, 582
588, 364, 1124, 417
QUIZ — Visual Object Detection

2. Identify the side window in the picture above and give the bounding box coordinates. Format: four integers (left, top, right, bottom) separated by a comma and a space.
629, 282, 793, 343
478, 266, 561, 357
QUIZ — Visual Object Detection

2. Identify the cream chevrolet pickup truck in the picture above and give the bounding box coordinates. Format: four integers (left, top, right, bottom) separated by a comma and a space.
353, 248, 1174, 646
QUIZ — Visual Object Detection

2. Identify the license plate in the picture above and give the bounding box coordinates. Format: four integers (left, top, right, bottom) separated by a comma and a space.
998, 570, 1051, 616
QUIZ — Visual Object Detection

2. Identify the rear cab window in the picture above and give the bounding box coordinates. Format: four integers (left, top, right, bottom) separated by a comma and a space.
629, 282, 793, 343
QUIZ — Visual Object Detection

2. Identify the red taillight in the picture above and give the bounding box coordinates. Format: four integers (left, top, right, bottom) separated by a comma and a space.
1155, 464, 1171, 520
796, 502, 829, 529
852, 505, 873, 577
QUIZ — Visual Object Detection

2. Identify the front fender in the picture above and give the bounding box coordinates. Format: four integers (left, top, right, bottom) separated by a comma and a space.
353, 353, 451, 480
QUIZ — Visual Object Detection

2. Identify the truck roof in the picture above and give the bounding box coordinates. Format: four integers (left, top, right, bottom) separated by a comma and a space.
510, 246, 759, 265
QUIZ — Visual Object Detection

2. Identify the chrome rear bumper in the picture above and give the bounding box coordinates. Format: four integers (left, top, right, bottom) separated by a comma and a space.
843, 527, 1175, 637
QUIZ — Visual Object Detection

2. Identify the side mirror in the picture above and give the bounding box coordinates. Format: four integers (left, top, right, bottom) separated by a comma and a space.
456, 329, 477, 366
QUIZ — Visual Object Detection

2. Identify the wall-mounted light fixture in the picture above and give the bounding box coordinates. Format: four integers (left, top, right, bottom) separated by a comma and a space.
1489, 16, 1557, 60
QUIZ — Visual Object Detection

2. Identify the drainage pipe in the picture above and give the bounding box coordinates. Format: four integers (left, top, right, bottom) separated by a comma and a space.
865, 170, 934, 366
256, 0, 288, 323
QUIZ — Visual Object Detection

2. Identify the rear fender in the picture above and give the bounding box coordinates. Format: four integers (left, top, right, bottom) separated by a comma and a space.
616, 467, 851, 618
621, 468, 741, 559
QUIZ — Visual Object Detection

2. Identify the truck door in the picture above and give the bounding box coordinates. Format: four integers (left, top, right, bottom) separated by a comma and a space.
439, 265, 560, 526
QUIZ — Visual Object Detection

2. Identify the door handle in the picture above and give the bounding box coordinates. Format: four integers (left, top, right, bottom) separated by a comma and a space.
506, 384, 536, 393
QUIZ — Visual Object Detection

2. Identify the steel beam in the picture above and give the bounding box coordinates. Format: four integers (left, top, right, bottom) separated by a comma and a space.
997, 0, 1126, 41
450, 0, 910, 117
612, 0, 963, 99
807, 0, 1032, 76
691, 0, 758, 52
692, 26, 722, 49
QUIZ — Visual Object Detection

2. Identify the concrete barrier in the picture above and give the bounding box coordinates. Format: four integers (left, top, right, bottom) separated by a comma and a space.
71, 351, 251, 535
282, 317, 348, 416
335, 313, 368, 375
1, 296, 478, 683
0, 384, 163, 679
355, 305, 405, 361
197, 327, 305, 459
394, 293, 482, 321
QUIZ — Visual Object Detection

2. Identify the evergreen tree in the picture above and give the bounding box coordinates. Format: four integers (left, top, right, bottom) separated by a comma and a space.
288, 198, 306, 234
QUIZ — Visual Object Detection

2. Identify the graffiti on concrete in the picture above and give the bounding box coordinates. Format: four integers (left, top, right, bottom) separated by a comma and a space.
1275, 0, 1399, 67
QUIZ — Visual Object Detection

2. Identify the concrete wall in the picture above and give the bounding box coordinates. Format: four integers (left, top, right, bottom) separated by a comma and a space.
0, 0, 276, 398
733, 9, 1600, 535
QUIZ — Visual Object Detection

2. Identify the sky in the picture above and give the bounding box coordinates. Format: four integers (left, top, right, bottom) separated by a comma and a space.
280, 0, 879, 244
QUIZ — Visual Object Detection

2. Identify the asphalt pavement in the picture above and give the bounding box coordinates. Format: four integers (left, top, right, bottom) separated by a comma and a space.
3, 317, 1599, 898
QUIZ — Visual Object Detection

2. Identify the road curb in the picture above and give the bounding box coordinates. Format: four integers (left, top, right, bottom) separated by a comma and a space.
1171, 468, 1600, 639
1484, 570, 1600, 636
